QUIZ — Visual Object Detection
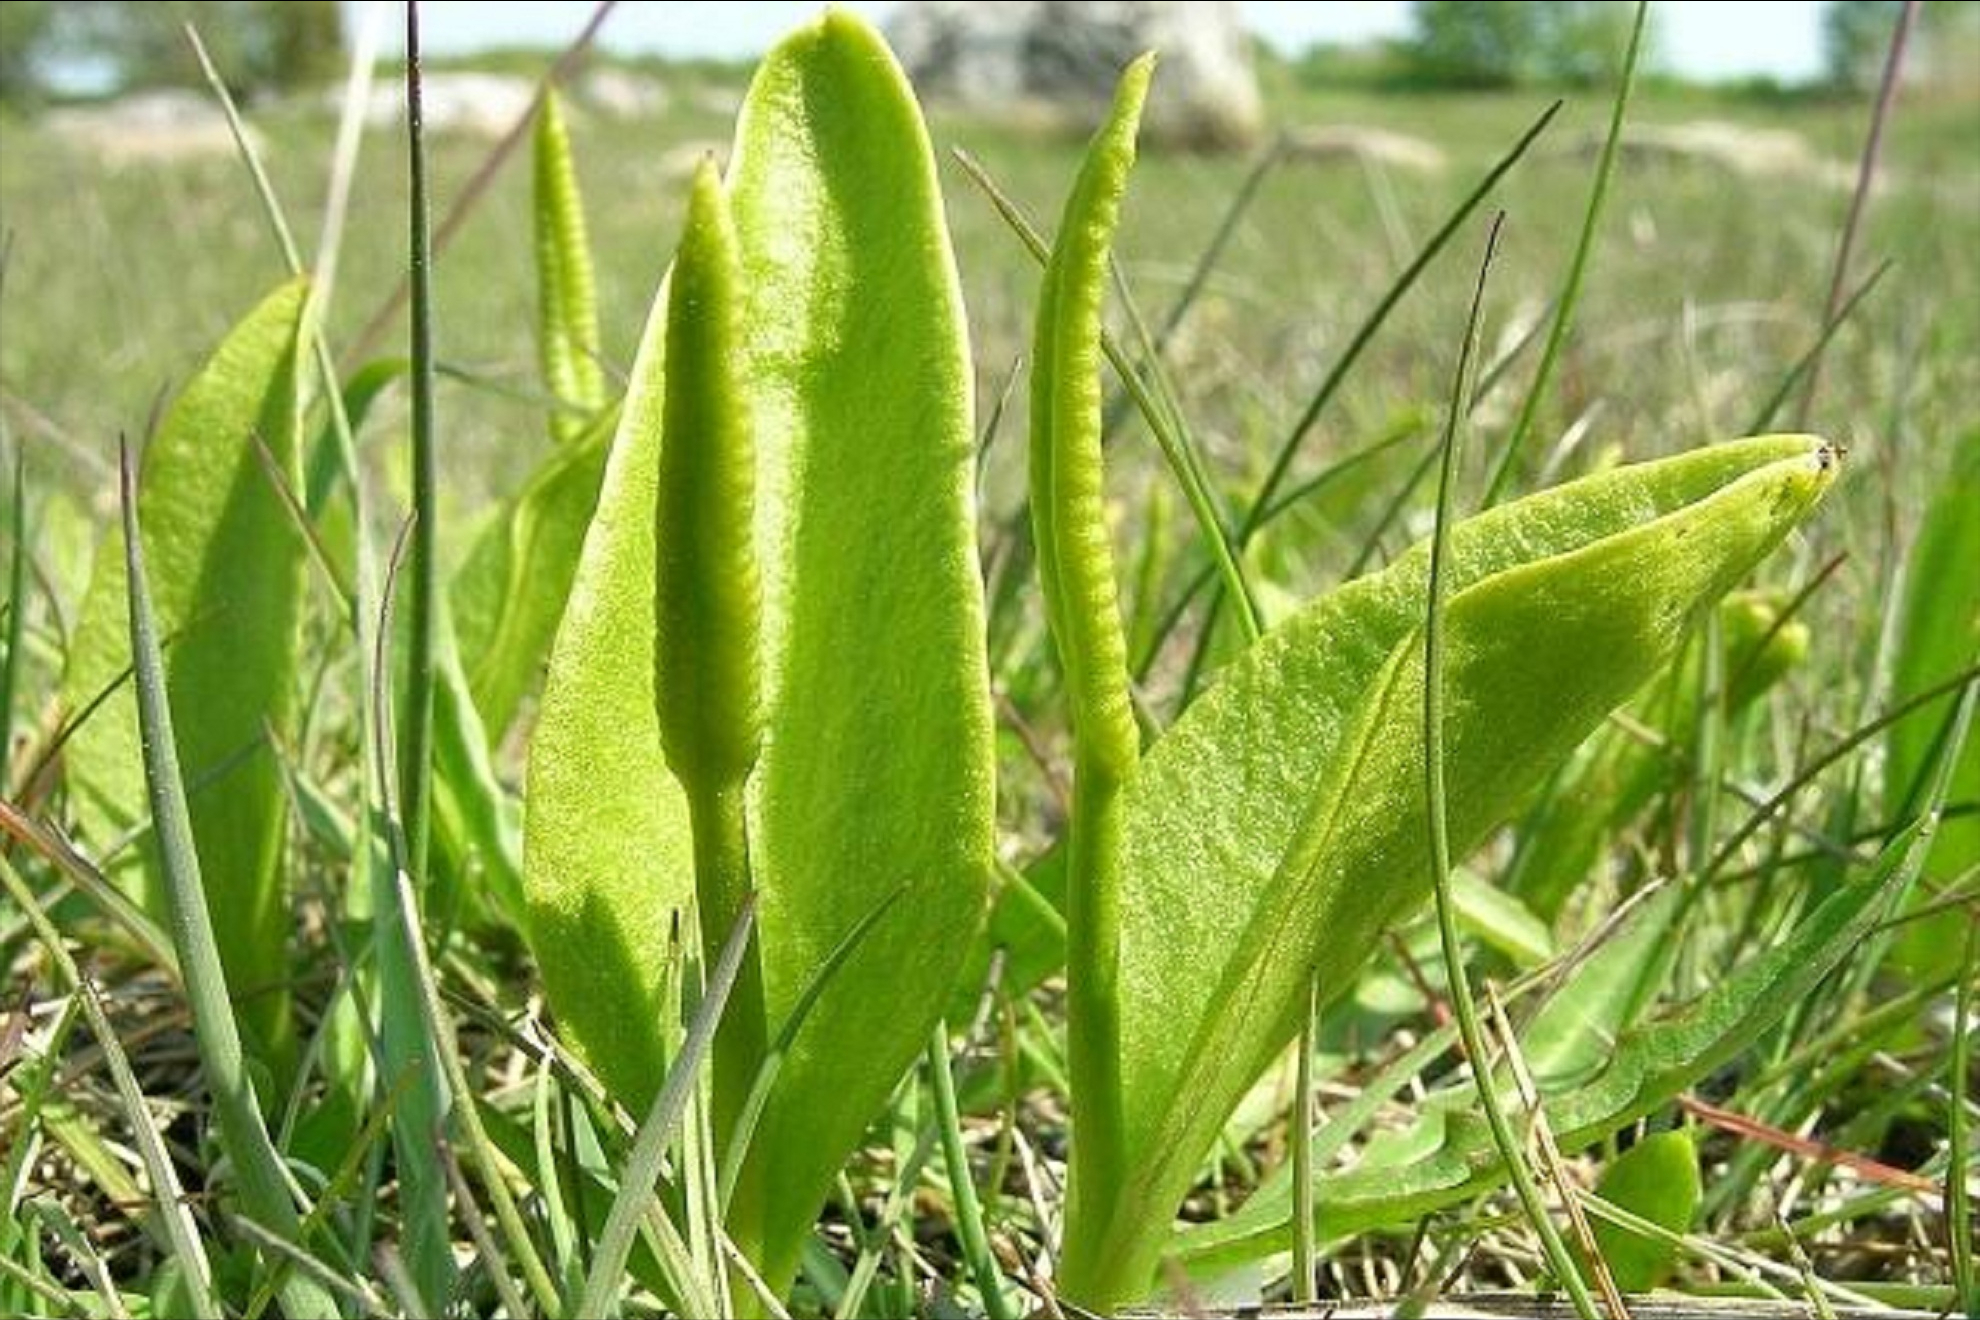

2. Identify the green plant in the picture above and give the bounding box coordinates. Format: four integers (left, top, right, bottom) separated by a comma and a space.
523, 13, 994, 1300
62, 277, 311, 1076
13, 4, 1974, 1317
1022, 58, 1839, 1309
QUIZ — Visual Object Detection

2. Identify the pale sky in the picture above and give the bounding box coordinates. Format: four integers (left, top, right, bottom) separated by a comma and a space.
355, 1, 1831, 83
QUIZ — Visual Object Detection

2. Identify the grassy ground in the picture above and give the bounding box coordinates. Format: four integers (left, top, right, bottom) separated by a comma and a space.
1, 33, 1977, 1320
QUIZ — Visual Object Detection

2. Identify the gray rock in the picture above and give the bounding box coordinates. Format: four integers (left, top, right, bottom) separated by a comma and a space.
48, 90, 263, 165
575, 68, 670, 120
889, 0, 1264, 150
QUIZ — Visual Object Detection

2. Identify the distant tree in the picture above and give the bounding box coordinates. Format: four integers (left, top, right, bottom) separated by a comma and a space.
1824, 0, 1901, 91
0, 2, 58, 106
1825, 0, 1980, 95
1406, 0, 1645, 89
56, 0, 344, 98
1408, 1, 1542, 87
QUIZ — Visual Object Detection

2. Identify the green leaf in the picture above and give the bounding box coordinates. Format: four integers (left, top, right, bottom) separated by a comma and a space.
62, 277, 311, 1075
535, 87, 607, 446
449, 407, 614, 742
1070, 435, 1838, 1308
1506, 590, 1810, 920
524, 11, 993, 1294
1174, 793, 1930, 1280
1590, 1129, 1699, 1291
1888, 431, 1980, 981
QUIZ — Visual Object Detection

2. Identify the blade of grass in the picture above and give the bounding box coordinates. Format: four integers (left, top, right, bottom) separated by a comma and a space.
1289, 970, 1319, 1304
578, 897, 757, 1319
1109, 258, 1261, 640
313, 0, 385, 310
716, 886, 907, 1213
1483, 0, 1647, 507
115, 439, 337, 1320
438, 1141, 531, 1320
1421, 215, 1600, 1319
928, 1020, 1015, 1320
1173, 102, 1565, 693
1257, 100, 1560, 535
372, 515, 562, 1317
184, 25, 300, 276
27, 1202, 128, 1320
0, 854, 221, 1319
401, 0, 439, 888
1100, 136, 1284, 445
1704, 662, 1980, 882
1949, 876, 1976, 1311
2, 447, 23, 782
1796, 0, 1920, 427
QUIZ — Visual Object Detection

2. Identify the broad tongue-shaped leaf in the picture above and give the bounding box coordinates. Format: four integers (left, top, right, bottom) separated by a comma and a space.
63, 277, 311, 1076
522, 11, 993, 1295
1070, 435, 1836, 1308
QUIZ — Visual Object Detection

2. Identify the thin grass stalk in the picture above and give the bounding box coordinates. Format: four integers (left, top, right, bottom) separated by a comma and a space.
314, 0, 385, 311
1483, 0, 1647, 507
401, 0, 439, 886
928, 1022, 1016, 1320
1289, 970, 1319, 1305
115, 442, 338, 1320
184, 26, 301, 275
1108, 262, 1261, 640
2, 447, 23, 779
1949, 832, 1977, 1315
578, 899, 757, 1319
0, 855, 221, 1319
1796, 0, 1920, 428
1178, 101, 1564, 693
371, 517, 563, 1317
1421, 218, 1601, 1319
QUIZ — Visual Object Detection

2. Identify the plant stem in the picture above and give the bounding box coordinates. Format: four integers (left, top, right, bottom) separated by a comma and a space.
689, 780, 768, 1206
1, 445, 23, 785
1948, 898, 1976, 1314
1422, 217, 1601, 1320
1290, 970, 1320, 1304
401, 0, 439, 888
929, 1023, 1016, 1320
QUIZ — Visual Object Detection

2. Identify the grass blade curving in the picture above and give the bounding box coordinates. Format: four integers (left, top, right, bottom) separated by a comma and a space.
1421, 213, 1600, 1318
113, 440, 337, 1320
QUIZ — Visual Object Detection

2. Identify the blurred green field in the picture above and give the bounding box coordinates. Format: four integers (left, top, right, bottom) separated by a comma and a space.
4, 70, 1976, 532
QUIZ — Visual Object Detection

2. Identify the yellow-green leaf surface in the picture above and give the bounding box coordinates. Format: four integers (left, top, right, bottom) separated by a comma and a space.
1072, 435, 1836, 1308
62, 278, 310, 1073
1173, 791, 1919, 1278
524, 12, 993, 1293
